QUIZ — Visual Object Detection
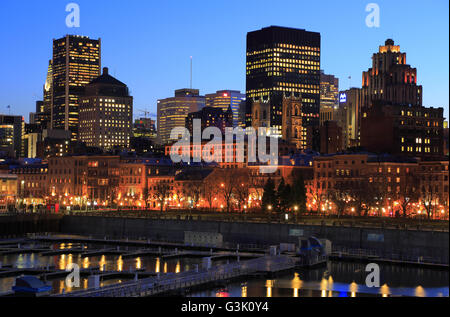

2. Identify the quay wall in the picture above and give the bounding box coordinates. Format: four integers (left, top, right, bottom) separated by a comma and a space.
0, 214, 62, 238
60, 215, 449, 264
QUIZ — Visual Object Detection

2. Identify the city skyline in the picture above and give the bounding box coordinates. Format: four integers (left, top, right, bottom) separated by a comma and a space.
0, 0, 448, 122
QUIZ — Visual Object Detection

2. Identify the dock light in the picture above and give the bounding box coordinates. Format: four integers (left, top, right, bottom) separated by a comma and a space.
268, 205, 272, 211
294, 206, 298, 211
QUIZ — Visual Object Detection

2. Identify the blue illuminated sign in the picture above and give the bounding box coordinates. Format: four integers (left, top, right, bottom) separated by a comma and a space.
339, 93, 347, 103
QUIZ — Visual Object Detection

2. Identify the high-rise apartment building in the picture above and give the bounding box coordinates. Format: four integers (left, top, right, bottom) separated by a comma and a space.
246, 26, 321, 147
205, 90, 245, 127
157, 89, 205, 144
50, 35, 101, 141
79, 67, 133, 150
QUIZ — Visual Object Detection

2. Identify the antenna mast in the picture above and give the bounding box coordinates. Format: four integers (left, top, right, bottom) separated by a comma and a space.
190, 56, 193, 89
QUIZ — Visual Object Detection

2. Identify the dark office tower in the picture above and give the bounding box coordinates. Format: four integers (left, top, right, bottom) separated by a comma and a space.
246, 26, 321, 148
185, 106, 233, 135
361, 39, 422, 108
205, 90, 245, 127
51, 35, 101, 141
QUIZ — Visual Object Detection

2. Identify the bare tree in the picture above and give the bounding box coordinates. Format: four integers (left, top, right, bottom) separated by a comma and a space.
216, 169, 240, 213
234, 170, 250, 212
349, 179, 382, 217
153, 181, 172, 213
202, 177, 219, 211
421, 183, 439, 220
307, 182, 326, 215
183, 181, 203, 211
327, 181, 350, 218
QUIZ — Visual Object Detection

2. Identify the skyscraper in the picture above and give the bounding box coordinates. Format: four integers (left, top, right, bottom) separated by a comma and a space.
337, 88, 362, 149
0, 115, 24, 158
185, 106, 233, 135
246, 26, 321, 148
41, 60, 53, 130
157, 89, 205, 145
50, 35, 101, 141
319, 71, 339, 126
361, 39, 422, 108
205, 90, 245, 127
359, 39, 444, 160
79, 67, 133, 150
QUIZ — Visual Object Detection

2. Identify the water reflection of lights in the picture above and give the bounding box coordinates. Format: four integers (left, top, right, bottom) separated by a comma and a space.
241, 284, 248, 297
83, 257, 90, 269
117, 256, 123, 272
175, 260, 181, 273
291, 273, 303, 297
99, 255, 106, 271
415, 286, 426, 297
155, 258, 160, 273
380, 284, 390, 297
349, 282, 358, 297
266, 280, 274, 297
136, 257, 142, 270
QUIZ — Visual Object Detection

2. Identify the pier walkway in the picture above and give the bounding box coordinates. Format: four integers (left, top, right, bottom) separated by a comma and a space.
53, 256, 297, 297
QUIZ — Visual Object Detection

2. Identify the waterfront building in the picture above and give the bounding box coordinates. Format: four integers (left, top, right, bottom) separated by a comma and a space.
10, 163, 48, 208
309, 153, 449, 219
0, 173, 17, 212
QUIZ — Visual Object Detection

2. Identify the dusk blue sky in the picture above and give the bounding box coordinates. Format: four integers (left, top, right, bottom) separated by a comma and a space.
0, 0, 448, 122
